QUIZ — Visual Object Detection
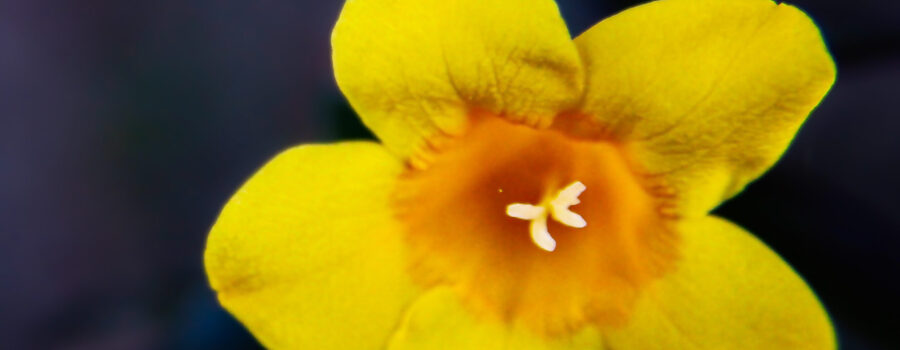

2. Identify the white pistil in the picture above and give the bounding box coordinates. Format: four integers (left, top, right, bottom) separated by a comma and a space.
505, 181, 587, 252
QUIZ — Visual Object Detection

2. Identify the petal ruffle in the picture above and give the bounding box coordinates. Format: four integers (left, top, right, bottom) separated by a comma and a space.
204, 142, 419, 349
333, 0, 584, 166
605, 216, 834, 349
574, 0, 836, 215
387, 287, 604, 350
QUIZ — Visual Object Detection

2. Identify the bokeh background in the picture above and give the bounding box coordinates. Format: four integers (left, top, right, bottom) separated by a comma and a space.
2, 0, 898, 349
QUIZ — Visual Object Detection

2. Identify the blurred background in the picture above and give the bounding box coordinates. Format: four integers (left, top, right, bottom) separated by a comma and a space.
1, 0, 898, 349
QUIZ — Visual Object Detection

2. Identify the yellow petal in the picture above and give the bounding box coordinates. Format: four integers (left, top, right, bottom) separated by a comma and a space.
333, 0, 583, 165
387, 287, 603, 350
605, 216, 834, 349
574, 0, 836, 215
204, 142, 419, 349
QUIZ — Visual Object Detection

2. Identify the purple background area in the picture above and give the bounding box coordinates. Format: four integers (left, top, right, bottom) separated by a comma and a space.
1, 0, 898, 349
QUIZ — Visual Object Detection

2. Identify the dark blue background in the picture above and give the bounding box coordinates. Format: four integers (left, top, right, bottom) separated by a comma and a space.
2, 0, 898, 349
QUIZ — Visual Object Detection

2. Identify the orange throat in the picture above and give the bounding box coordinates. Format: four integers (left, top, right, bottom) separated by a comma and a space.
393, 117, 678, 335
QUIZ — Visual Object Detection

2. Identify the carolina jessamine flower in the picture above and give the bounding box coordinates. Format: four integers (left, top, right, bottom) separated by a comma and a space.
205, 0, 836, 348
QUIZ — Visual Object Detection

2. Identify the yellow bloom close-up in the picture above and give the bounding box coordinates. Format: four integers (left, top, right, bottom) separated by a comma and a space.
205, 0, 836, 348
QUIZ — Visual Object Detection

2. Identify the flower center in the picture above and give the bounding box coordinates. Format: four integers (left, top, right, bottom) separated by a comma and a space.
506, 181, 587, 252
394, 117, 676, 335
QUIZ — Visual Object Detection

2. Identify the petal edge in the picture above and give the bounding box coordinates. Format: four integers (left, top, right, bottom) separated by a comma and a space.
574, 0, 836, 215
605, 216, 835, 349
333, 0, 584, 164
205, 142, 420, 349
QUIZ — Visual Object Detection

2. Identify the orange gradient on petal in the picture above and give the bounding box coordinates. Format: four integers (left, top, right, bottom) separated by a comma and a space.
394, 117, 678, 335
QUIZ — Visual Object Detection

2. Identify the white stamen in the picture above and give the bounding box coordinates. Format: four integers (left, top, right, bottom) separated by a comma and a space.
550, 181, 587, 228
506, 203, 545, 220
529, 215, 555, 251
504, 181, 587, 252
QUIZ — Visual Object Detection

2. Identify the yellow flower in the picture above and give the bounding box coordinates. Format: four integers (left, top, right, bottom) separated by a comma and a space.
205, 0, 836, 348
